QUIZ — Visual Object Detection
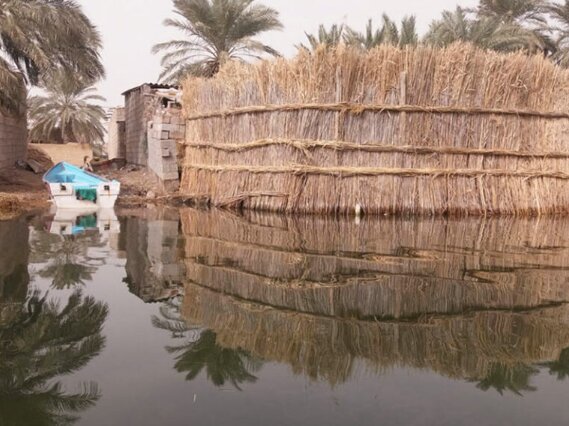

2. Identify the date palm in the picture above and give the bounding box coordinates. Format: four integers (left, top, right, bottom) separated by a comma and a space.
345, 15, 418, 49
28, 74, 106, 145
477, 0, 548, 23
0, 0, 104, 113
425, 7, 541, 52
299, 24, 346, 51
0, 290, 108, 425
167, 330, 262, 389
472, 363, 538, 395
546, 1, 569, 65
152, 0, 283, 82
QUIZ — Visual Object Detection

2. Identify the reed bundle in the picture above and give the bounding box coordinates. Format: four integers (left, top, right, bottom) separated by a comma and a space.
180, 209, 569, 320
182, 283, 569, 386
181, 44, 569, 215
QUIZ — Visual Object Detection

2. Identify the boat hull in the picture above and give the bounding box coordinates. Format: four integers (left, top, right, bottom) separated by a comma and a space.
43, 162, 121, 209
48, 182, 120, 209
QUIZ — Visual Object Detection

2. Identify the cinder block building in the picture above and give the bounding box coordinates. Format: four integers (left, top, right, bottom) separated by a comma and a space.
121, 83, 179, 166
106, 107, 126, 159
0, 108, 27, 170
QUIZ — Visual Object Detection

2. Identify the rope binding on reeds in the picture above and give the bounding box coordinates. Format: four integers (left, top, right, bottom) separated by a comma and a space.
184, 138, 569, 159
188, 164, 569, 180
185, 102, 569, 121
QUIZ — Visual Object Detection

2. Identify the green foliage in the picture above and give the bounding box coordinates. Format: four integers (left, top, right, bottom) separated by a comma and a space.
0, 290, 108, 425
424, 6, 543, 52
471, 363, 538, 395
0, 0, 104, 113
167, 330, 263, 389
345, 16, 418, 49
152, 0, 283, 82
542, 347, 569, 380
299, 24, 346, 50
32, 232, 105, 290
152, 298, 263, 389
28, 73, 106, 145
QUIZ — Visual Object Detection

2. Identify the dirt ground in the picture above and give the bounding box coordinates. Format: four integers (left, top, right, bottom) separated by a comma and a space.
0, 167, 50, 220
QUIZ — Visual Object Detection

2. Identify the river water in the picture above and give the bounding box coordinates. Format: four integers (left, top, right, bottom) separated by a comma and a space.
2, 207, 569, 426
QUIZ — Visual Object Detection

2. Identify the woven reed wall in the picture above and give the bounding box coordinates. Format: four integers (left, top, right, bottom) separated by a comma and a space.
180, 209, 569, 320
182, 286, 569, 385
181, 44, 569, 215
179, 209, 569, 383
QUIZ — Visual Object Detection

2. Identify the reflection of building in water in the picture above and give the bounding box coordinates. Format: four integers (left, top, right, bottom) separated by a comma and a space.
0, 220, 29, 321
179, 209, 569, 386
122, 209, 184, 303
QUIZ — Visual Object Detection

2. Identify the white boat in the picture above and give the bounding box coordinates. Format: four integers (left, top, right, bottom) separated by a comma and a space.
43, 162, 120, 209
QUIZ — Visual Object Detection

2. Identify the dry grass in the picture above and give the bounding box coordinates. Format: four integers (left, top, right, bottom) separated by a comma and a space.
181, 44, 569, 216
178, 208, 569, 384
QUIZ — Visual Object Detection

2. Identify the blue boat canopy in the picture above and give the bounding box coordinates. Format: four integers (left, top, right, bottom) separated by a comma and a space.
43, 162, 111, 186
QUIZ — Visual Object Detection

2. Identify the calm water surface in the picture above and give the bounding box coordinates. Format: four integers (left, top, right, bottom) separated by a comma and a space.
2, 208, 569, 426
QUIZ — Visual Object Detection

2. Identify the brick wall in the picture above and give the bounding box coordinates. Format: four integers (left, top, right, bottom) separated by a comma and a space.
147, 107, 184, 192
124, 85, 160, 166
0, 110, 27, 170
107, 107, 126, 159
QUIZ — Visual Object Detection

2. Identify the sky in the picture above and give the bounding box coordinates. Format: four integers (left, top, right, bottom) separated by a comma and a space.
79, 0, 478, 106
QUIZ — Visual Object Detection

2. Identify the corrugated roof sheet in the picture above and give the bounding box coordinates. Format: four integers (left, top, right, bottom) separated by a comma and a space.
121, 83, 179, 96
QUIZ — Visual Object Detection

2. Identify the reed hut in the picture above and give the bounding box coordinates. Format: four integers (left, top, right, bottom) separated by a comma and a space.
181, 44, 569, 216
180, 209, 569, 320
182, 284, 569, 386
178, 209, 569, 384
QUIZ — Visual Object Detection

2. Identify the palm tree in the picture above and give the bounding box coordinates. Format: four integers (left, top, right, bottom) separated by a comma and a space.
345, 15, 418, 49
0, 0, 104, 113
542, 347, 569, 380
477, 0, 548, 23
299, 24, 346, 51
471, 363, 538, 395
167, 330, 263, 389
28, 74, 106, 145
152, 298, 263, 389
33, 233, 103, 290
0, 290, 108, 425
152, 0, 283, 82
425, 7, 541, 52
545, 1, 569, 65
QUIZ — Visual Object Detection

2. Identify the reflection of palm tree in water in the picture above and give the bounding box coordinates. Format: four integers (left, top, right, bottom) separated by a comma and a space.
153, 298, 263, 390
31, 231, 105, 289
472, 363, 539, 396
0, 290, 108, 425
542, 347, 569, 381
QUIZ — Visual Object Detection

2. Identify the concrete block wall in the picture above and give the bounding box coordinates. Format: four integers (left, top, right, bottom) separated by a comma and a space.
107, 107, 126, 159
147, 108, 185, 191
0, 110, 27, 170
124, 86, 160, 166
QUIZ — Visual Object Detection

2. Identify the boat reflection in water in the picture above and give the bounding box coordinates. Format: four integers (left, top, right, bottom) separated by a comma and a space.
0, 219, 108, 425
165, 209, 569, 392
30, 209, 119, 290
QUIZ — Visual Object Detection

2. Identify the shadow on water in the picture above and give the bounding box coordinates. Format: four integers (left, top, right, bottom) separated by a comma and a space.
155, 208, 569, 393
0, 220, 108, 426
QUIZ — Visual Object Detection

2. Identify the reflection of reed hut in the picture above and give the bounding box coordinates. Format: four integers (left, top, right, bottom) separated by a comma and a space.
181, 45, 569, 215
180, 209, 569, 319
179, 209, 569, 384
122, 210, 184, 303
182, 284, 569, 386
